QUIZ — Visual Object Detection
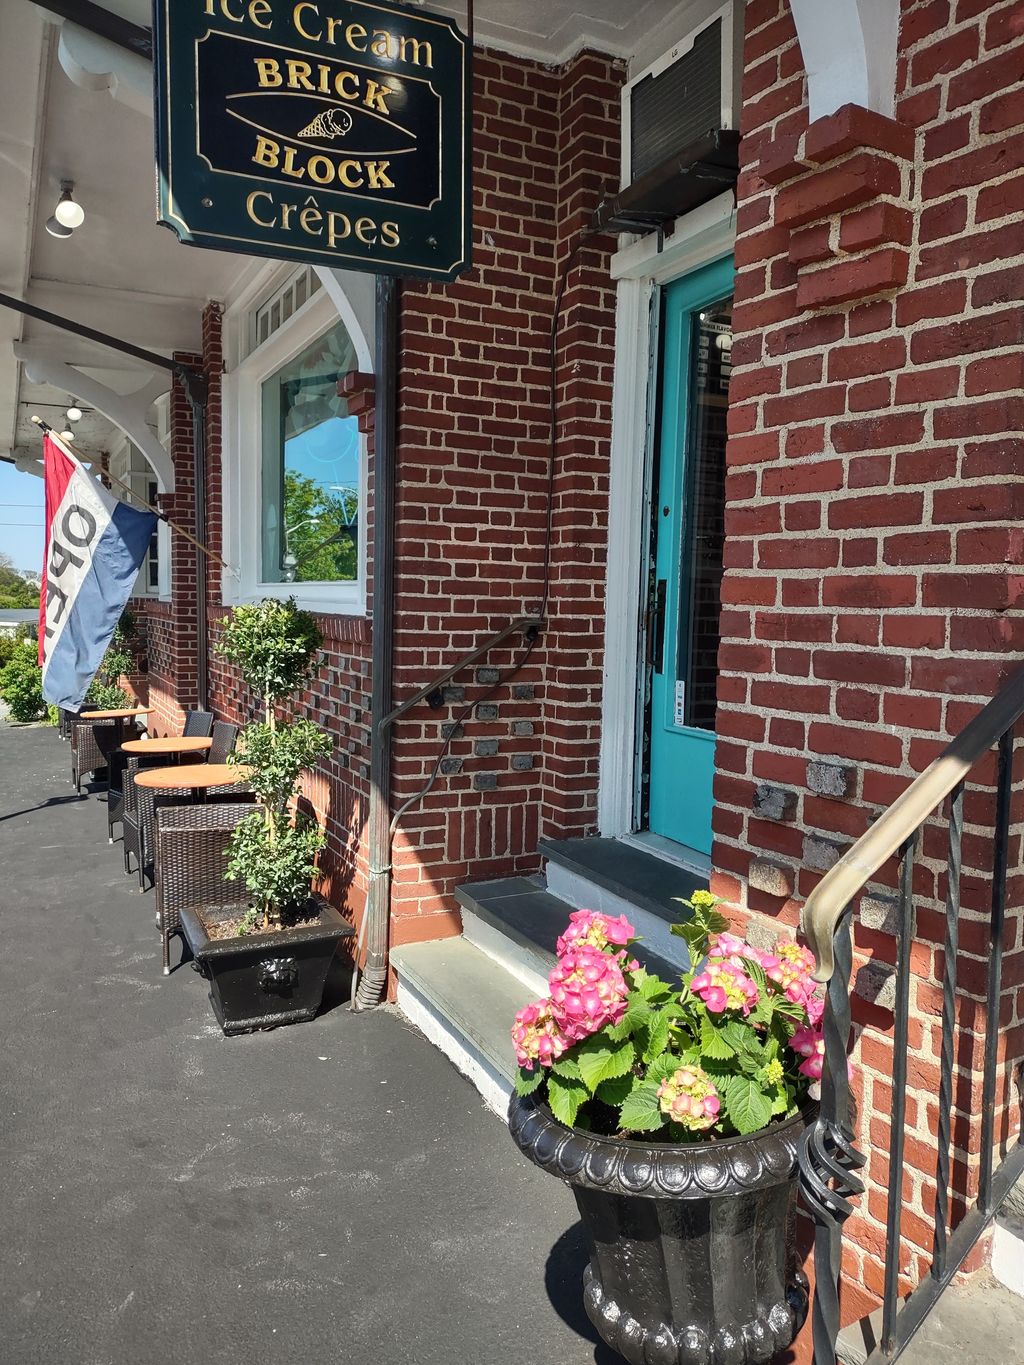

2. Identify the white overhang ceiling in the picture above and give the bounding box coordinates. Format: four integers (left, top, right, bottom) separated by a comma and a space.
2, 0, 701, 477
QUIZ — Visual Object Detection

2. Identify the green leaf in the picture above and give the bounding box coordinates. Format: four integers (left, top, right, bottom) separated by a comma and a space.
618, 1080, 666, 1134
639, 972, 675, 1003
514, 1066, 545, 1097
646, 1052, 685, 1087
576, 1039, 636, 1093
720, 1076, 773, 1136
700, 1017, 736, 1060
595, 1075, 634, 1107
547, 1073, 589, 1128
550, 1055, 583, 1082
643, 1010, 674, 1063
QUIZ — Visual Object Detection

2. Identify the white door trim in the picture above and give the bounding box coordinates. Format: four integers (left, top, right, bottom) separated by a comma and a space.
597, 194, 737, 839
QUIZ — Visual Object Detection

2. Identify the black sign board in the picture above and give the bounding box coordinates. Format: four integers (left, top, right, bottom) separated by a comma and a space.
154, 0, 471, 281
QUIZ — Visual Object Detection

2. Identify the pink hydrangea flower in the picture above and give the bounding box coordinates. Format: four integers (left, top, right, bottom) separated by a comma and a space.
657, 1065, 721, 1133
691, 959, 760, 1015
556, 909, 635, 959
548, 945, 629, 1043
790, 1024, 825, 1080
805, 994, 825, 1027
765, 938, 818, 1007
511, 999, 569, 1071
710, 931, 759, 967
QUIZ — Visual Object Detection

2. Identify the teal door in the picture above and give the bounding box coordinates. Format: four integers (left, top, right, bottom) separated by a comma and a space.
645, 256, 734, 856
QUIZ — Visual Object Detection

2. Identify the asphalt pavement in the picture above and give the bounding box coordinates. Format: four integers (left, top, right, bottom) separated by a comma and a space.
0, 723, 615, 1365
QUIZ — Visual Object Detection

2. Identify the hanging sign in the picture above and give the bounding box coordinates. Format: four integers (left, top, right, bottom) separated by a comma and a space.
154, 1, 471, 281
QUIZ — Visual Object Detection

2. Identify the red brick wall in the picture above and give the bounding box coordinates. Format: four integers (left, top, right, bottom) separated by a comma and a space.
717, 0, 1024, 1328
388, 46, 624, 946
187, 45, 622, 951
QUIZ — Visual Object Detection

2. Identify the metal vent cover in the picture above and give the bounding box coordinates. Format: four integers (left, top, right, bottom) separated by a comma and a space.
630, 20, 723, 183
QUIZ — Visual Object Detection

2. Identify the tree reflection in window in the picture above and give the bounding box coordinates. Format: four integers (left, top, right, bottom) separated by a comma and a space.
260, 320, 361, 584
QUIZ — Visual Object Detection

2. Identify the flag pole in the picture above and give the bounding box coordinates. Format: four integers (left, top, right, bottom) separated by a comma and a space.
31, 417, 235, 576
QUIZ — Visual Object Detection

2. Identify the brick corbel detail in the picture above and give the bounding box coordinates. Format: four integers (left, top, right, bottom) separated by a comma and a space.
758, 103, 915, 310
338, 371, 375, 439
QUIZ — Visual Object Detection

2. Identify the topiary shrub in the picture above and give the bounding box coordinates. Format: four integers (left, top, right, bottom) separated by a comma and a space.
215, 599, 332, 931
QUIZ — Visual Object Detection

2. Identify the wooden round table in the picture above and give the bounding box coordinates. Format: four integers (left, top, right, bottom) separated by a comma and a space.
122, 737, 213, 758
134, 763, 253, 798
80, 707, 151, 721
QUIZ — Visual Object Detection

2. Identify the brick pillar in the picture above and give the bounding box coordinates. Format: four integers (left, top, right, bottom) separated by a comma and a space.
538, 48, 624, 842
713, 0, 1024, 1336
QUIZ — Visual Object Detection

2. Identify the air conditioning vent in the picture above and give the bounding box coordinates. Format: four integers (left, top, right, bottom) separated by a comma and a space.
622, 3, 742, 192
630, 20, 724, 182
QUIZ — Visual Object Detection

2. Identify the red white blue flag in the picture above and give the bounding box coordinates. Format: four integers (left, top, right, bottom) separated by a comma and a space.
37, 433, 157, 710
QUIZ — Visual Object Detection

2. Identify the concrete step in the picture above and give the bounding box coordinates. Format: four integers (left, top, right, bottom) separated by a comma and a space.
539, 835, 699, 967
837, 1271, 1024, 1365
391, 936, 533, 1118
456, 876, 554, 997
457, 875, 689, 988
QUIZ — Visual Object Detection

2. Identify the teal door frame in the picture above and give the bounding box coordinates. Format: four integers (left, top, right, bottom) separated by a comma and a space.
645, 253, 734, 856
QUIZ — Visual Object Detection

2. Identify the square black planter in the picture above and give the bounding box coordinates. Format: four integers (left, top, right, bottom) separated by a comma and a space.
179, 894, 353, 1035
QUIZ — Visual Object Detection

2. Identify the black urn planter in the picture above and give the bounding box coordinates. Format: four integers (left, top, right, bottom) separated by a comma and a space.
509, 1094, 810, 1365
179, 893, 353, 1036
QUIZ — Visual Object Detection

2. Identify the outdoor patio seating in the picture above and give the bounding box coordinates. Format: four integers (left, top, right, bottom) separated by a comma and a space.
206, 721, 239, 765
122, 757, 192, 890
154, 801, 253, 973
71, 719, 121, 792
107, 711, 214, 842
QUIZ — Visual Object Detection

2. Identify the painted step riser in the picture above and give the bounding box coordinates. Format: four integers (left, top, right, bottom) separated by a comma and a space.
545, 862, 688, 968
460, 909, 551, 998
395, 978, 512, 1119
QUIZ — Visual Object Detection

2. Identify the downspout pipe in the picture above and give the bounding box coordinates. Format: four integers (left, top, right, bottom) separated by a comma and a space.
355, 275, 399, 1009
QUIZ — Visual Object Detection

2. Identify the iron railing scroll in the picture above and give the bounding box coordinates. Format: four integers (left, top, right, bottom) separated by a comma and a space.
798, 667, 1024, 1365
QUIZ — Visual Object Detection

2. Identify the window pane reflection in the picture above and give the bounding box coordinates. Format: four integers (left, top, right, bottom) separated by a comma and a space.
260, 320, 361, 585
677, 296, 731, 731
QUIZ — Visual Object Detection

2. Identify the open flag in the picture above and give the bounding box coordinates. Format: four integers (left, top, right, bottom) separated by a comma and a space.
38, 433, 158, 710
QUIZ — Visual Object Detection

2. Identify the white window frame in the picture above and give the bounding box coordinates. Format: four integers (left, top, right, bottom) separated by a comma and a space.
152, 393, 173, 602
108, 436, 168, 601
223, 279, 372, 614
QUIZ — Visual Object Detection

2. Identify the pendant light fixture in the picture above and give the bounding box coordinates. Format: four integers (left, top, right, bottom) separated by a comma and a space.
54, 181, 85, 229
45, 181, 85, 238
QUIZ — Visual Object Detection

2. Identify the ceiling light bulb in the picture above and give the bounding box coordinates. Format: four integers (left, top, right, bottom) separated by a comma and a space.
60, 430, 75, 442
45, 215, 73, 239
54, 182, 85, 229
67, 403, 83, 422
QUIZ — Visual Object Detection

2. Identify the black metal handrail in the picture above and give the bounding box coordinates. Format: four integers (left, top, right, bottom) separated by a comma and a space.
799, 667, 1024, 1364
381, 616, 542, 731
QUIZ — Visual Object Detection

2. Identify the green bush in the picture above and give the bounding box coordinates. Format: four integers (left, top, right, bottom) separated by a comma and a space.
0, 636, 18, 669
85, 681, 133, 711
0, 642, 45, 722
215, 599, 331, 928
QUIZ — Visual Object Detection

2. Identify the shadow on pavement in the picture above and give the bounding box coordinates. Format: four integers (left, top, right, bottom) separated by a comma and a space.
545, 1222, 622, 1364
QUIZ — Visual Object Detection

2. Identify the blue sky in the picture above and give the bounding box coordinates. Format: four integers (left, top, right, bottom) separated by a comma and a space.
287, 415, 360, 488
0, 461, 44, 574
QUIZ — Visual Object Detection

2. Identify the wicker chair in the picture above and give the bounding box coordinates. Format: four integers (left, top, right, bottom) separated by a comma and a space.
71, 720, 122, 792
155, 802, 254, 974
122, 759, 192, 891
183, 710, 215, 739
59, 708, 77, 741
206, 721, 239, 765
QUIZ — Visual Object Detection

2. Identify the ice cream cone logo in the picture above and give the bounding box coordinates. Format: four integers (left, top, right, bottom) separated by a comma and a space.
298, 107, 354, 141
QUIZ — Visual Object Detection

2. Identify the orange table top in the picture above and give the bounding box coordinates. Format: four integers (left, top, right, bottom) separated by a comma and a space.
134, 763, 252, 791
122, 737, 213, 756
80, 707, 151, 720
